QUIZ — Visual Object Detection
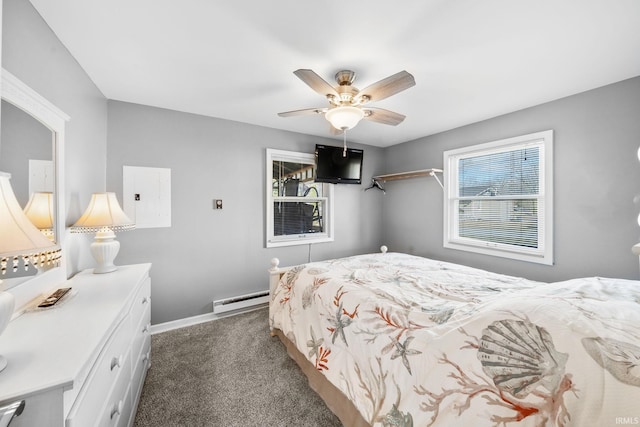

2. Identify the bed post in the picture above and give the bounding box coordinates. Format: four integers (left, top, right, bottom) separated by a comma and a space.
268, 258, 281, 337
269, 257, 281, 296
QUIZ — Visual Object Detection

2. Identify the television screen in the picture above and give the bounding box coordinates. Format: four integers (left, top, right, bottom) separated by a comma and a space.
315, 144, 363, 184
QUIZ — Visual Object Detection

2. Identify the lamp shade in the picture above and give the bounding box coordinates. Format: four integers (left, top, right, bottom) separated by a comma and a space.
0, 172, 61, 274
71, 192, 135, 233
325, 106, 365, 130
24, 192, 54, 232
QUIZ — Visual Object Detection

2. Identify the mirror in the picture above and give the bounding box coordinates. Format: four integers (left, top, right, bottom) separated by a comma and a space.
0, 99, 54, 281
1, 68, 68, 297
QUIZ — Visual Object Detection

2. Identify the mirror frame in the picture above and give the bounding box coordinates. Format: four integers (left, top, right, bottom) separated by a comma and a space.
2, 68, 69, 312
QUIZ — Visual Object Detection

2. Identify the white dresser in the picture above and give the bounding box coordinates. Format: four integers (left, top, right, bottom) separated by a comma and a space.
0, 263, 152, 427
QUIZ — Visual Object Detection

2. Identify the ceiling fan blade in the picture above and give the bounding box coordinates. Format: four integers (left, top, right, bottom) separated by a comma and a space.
354, 70, 415, 103
363, 107, 406, 126
278, 107, 327, 117
293, 69, 339, 99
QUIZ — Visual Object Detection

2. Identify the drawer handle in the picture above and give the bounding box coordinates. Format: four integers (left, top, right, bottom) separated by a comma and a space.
110, 400, 123, 420
110, 355, 123, 371
0, 400, 25, 423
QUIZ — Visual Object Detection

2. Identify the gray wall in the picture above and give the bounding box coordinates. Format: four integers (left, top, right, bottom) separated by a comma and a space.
382, 76, 640, 282
2, 0, 108, 274
106, 101, 385, 324
0, 99, 51, 206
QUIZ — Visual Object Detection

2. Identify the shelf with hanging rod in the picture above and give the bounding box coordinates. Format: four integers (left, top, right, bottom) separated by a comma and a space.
365, 168, 443, 193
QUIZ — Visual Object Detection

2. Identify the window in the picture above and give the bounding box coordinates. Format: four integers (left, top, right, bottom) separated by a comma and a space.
443, 130, 553, 264
266, 149, 334, 247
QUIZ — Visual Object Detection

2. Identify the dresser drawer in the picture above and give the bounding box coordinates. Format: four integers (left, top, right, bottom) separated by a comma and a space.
131, 335, 151, 405
130, 277, 151, 331
1, 389, 63, 427
96, 355, 132, 427
116, 386, 133, 427
131, 303, 151, 371
66, 317, 131, 427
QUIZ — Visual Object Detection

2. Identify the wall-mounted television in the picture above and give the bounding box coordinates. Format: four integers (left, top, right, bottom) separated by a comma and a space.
315, 144, 364, 184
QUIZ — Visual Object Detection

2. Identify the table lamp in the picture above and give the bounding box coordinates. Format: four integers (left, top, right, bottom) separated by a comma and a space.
71, 193, 135, 274
23, 192, 55, 241
0, 172, 62, 372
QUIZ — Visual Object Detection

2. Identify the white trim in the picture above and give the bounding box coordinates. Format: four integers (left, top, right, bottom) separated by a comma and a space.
2, 68, 70, 310
443, 130, 554, 265
1, 69, 70, 126
265, 148, 334, 248
150, 304, 267, 335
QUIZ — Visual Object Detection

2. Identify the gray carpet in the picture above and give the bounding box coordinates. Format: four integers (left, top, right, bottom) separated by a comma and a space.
133, 307, 342, 427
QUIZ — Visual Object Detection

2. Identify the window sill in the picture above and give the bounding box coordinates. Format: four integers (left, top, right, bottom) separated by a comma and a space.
266, 234, 334, 248
444, 240, 553, 265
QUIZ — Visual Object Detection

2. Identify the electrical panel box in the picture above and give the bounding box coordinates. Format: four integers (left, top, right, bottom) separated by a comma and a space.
29, 159, 54, 194
123, 166, 171, 228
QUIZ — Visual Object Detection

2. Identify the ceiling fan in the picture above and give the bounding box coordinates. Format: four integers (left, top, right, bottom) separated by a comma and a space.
278, 69, 416, 133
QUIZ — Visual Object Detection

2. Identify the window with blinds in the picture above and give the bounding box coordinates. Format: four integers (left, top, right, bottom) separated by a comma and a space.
444, 130, 553, 264
266, 149, 334, 248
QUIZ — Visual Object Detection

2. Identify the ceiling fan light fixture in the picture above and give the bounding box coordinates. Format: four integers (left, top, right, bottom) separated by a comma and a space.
325, 106, 364, 130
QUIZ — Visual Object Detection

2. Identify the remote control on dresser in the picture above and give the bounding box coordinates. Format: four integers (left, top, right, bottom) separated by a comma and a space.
38, 287, 72, 308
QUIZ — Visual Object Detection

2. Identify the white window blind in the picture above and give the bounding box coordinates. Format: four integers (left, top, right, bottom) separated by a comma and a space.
444, 130, 553, 264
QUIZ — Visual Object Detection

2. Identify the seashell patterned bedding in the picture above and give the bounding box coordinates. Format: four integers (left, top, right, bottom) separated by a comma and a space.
269, 252, 640, 426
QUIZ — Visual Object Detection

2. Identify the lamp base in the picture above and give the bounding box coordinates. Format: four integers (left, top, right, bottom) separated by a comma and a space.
92, 263, 118, 274
90, 229, 121, 274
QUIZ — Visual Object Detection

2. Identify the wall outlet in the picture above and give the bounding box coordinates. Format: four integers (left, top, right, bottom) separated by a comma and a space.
214, 199, 223, 209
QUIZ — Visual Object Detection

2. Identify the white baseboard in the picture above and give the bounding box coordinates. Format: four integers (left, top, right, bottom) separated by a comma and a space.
150, 303, 268, 335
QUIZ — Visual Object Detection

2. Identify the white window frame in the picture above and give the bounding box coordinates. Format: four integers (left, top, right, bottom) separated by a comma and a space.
266, 148, 334, 248
443, 130, 553, 265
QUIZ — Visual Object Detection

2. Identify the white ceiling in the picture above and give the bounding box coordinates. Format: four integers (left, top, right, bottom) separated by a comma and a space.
29, 0, 640, 147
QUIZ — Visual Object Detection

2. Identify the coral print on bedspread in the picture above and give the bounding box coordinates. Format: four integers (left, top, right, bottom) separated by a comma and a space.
269, 252, 640, 426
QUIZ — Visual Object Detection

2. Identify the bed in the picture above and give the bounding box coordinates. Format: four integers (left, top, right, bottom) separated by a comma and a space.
268, 248, 640, 426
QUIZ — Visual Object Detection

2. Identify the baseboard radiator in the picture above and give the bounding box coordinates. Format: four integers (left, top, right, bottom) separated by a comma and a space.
212, 290, 269, 314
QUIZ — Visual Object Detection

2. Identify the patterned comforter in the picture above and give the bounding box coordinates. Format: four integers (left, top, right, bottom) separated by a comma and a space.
269, 252, 640, 426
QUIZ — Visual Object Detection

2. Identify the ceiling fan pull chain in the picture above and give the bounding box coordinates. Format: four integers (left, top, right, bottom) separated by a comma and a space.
343, 130, 347, 157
